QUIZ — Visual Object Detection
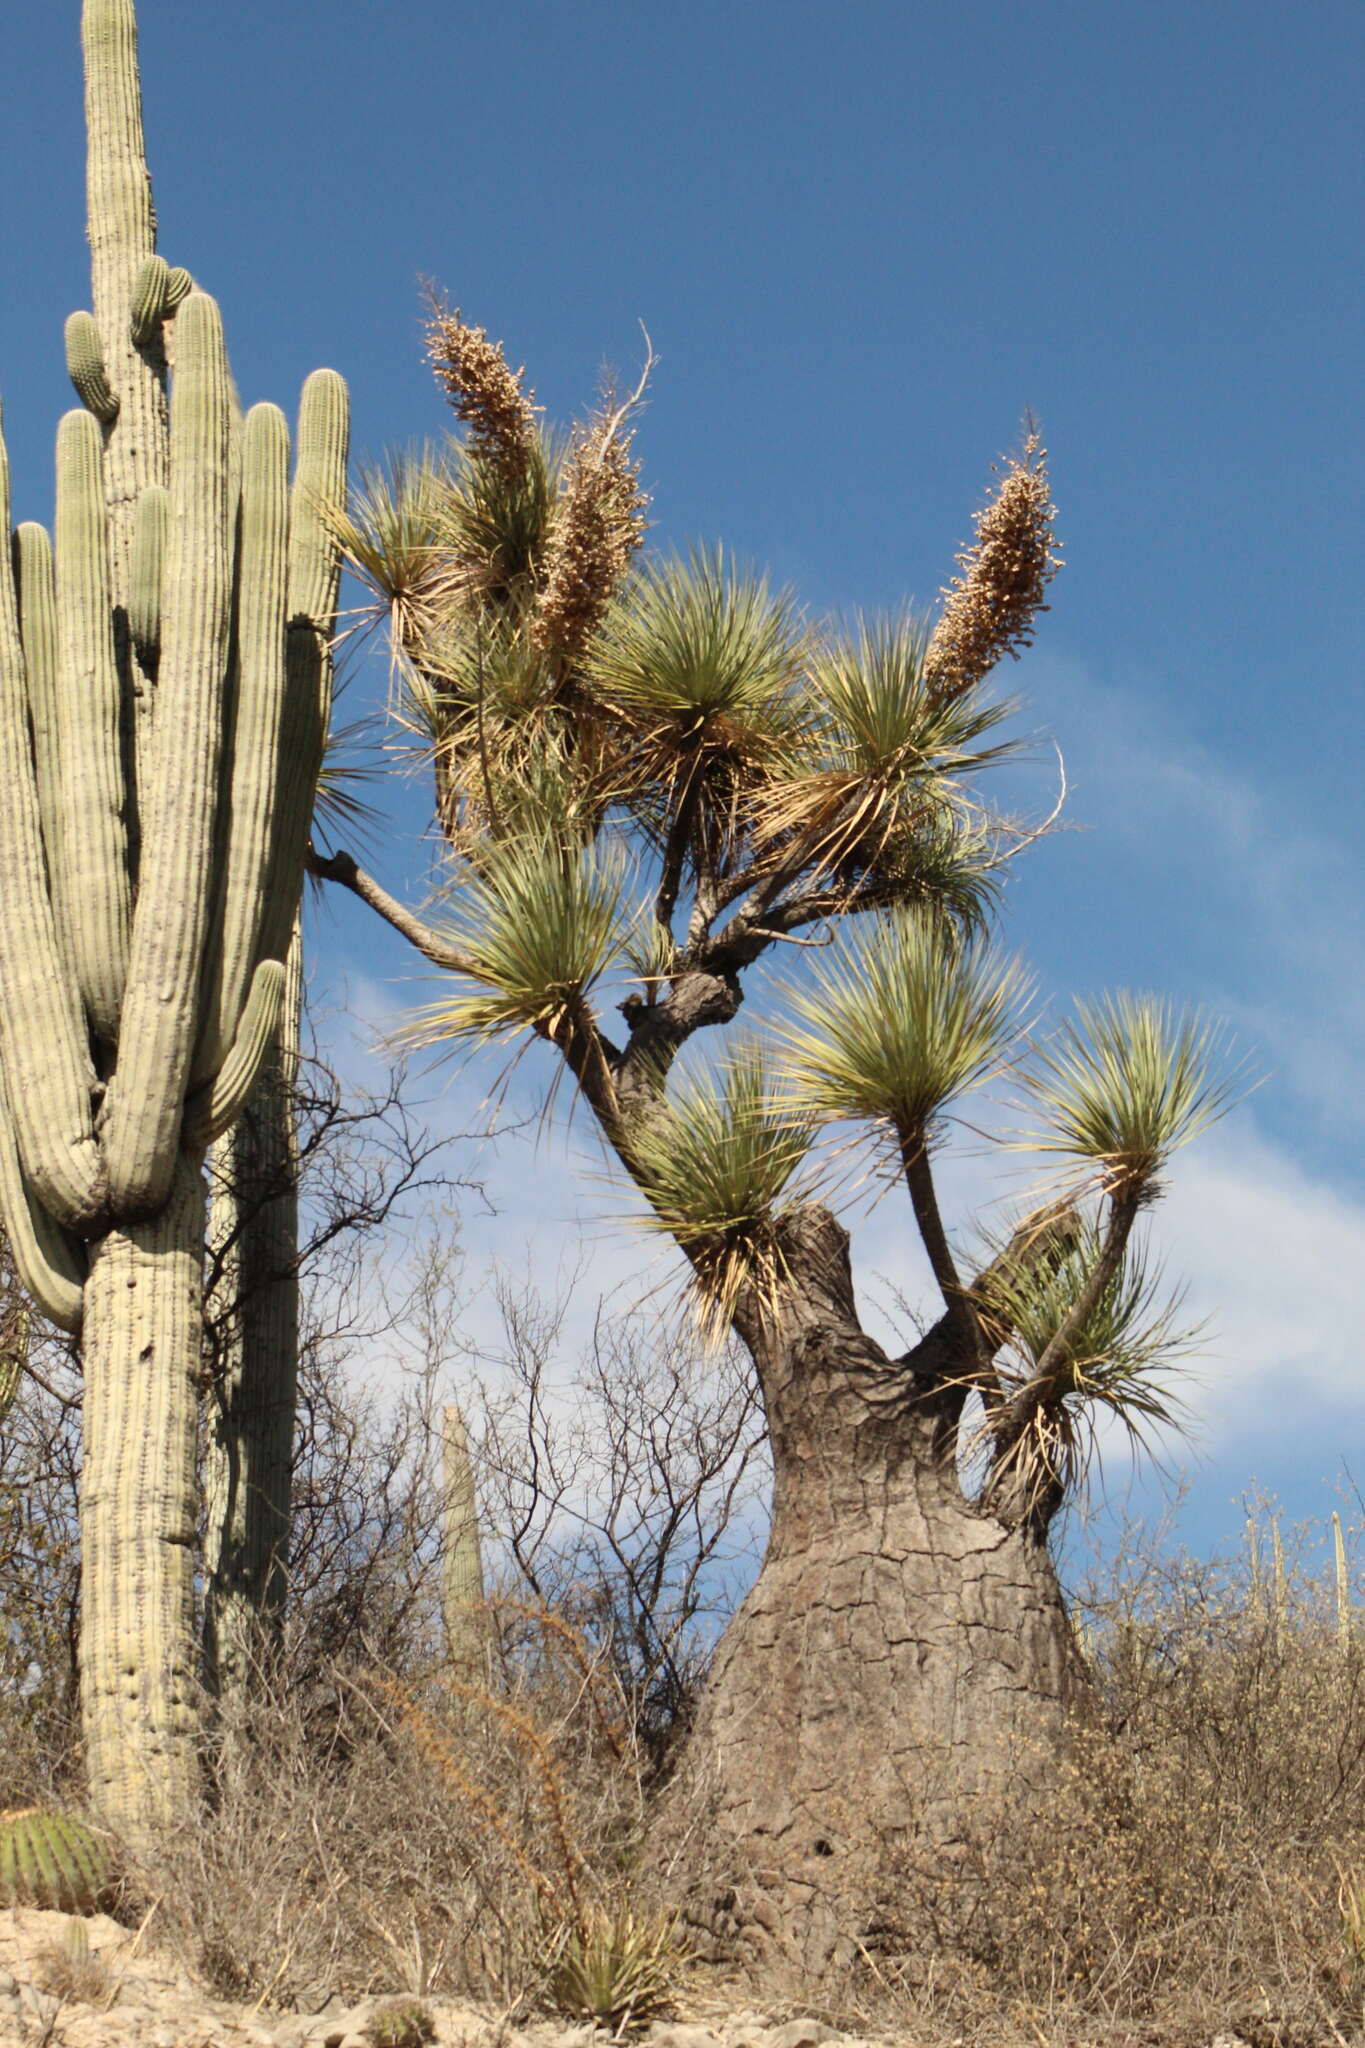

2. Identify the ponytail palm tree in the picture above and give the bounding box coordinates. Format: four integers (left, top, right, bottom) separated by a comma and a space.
314, 315, 1235, 1960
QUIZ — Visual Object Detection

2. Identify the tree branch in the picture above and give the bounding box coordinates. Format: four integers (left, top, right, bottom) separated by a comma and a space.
306, 845, 476, 975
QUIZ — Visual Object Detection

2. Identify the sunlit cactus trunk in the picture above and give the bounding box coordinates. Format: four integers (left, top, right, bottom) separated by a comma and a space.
0, 0, 347, 1848
202, 931, 303, 1702
81, 1158, 204, 1832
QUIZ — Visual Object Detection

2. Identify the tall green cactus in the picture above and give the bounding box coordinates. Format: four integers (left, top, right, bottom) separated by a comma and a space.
442, 1402, 492, 1688
202, 930, 304, 1703
0, 0, 347, 1845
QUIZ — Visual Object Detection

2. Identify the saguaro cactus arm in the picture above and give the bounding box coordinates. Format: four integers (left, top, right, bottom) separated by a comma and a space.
102, 294, 233, 1211
0, 414, 104, 1236
82, 0, 166, 585
53, 409, 133, 1045
0, 1079, 86, 1333
192, 403, 291, 1087
183, 960, 288, 1151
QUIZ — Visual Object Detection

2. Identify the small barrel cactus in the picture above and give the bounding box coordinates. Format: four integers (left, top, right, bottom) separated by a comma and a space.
0, 1808, 110, 1914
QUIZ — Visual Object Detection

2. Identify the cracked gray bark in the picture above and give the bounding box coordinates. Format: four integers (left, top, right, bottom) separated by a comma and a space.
654, 1203, 1083, 1969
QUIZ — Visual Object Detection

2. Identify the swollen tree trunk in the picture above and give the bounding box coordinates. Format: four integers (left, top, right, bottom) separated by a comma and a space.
79, 1156, 205, 1835
203, 935, 302, 1701
660, 1207, 1082, 1969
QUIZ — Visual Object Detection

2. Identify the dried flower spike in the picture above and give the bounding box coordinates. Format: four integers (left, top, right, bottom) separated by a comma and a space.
925, 425, 1063, 704
533, 392, 649, 661
425, 301, 539, 478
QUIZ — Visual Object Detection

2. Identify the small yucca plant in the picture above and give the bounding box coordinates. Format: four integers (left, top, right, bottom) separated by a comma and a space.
545, 1903, 686, 2032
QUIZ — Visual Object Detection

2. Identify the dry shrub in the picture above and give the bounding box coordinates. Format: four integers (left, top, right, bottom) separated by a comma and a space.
30, 1916, 115, 2009
150, 1608, 675, 2014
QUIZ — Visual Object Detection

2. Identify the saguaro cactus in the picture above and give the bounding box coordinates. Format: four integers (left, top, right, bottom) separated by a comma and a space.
202, 931, 304, 1702
0, 0, 348, 1845
442, 1403, 492, 1688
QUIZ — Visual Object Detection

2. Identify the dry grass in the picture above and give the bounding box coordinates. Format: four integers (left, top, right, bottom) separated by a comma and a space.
99, 1508, 1365, 2044
29, 1915, 116, 2008
140, 1606, 682, 2017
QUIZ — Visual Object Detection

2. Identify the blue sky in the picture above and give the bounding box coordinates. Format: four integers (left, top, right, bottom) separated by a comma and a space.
2, 2, 1363, 1566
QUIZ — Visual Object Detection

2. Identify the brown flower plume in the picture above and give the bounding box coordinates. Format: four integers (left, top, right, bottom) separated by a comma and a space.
425, 298, 539, 477
533, 346, 654, 662
924, 425, 1063, 704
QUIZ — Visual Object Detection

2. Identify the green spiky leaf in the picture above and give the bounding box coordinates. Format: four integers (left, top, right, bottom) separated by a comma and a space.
626, 1045, 815, 1339
402, 832, 630, 1048
774, 907, 1029, 1151
754, 611, 1016, 874
975, 1217, 1201, 1503
1020, 994, 1242, 1196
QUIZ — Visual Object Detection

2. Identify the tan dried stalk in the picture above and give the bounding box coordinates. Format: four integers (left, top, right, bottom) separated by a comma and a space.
532, 355, 652, 661
924, 426, 1062, 703
425, 300, 539, 478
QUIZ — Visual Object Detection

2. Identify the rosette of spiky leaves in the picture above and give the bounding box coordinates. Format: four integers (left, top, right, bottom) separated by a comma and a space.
1019, 995, 1240, 1201
328, 445, 472, 657
754, 612, 1017, 884
546, 1904, 686, 2031
584, 547, 807, 877
433, 425, 562, 612
402, 829, 631, 1054
973, 1217, 1199, 1509
408, 612, 596, 845
774, 907, 1030, 1165
627, 1046, 815, 1341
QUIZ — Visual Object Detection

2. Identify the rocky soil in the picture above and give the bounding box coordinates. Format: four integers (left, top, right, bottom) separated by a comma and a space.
0, 1908, 880, 2048
0, 1907, 1263, 2048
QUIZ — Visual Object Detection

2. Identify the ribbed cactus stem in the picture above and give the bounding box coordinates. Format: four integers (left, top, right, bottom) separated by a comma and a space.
191, 403, 291, 1087
1246, 1514, 1264, 1625
82, 0, 167, 588
442, 1403, 491, 1686
129, 254, 170, 347
203, 930, 302, 1703
80, 1155, 204, 1839
0, 1077, 85, 1333
13, 523, 65, 916
257, 370, 349, 973
0, 1810, 109, 1914
128, 482, 166, 665
65, 312, 119, 424
54, 409, 132, 1045
1334, 1511, 1351, 1650
183, 959, 287, 1151
103, 293, 232, 1212
0, 409, 104, 1236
